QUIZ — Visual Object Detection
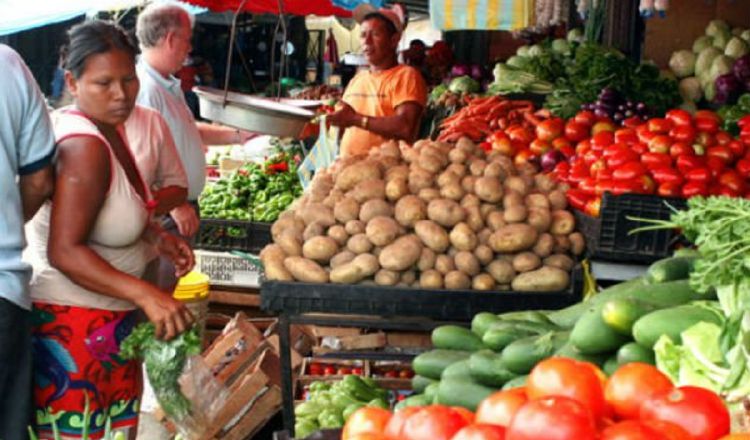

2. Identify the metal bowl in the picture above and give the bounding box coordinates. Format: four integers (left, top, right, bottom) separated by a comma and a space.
194, 86, 315, 138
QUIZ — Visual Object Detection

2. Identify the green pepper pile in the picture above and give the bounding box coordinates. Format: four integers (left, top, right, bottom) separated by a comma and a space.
199, 149, 303, 222
294, 375, 389, 437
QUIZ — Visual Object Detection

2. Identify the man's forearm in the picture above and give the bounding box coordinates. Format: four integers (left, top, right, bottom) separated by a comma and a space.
20, 165, 55, 221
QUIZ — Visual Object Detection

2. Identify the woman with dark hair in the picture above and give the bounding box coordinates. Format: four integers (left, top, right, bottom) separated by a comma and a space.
25, 20, 194, 439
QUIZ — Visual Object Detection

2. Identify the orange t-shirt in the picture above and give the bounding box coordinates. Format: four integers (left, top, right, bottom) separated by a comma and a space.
340, 64, 428, 157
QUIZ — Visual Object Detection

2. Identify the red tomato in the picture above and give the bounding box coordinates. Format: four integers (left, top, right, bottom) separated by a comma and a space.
399, 369, 414, 379
492, 137, 515, 156
695, 131, 715, 149
640, 386, 730, 440
606, 149, 639, 169
615, 128, 639, 145
526, 358, 608, 421
403, 405, 470, 440
309, 363, 323, 375
657, 182, 682, 197
384, 370, 399, 378
683, 182, 709, 198
650, 167, 683, 185
565, 121, 591, 142
592, 121, 617, 135
669, 141, 694, 158
451, 424, 506, 440
706, 145, 733, 164
342, 407, 392, 440
636, 125, 656, 144
604, 362, 673, 420
706, 157, 727, 179
639, 175, 656, 194
383, 407, 421, 439
507, 126, 533, 144
665, 109, 692, 127
552, 136, 572, 150
622, 116, 643, 128
641, 152, 672, 170
601, 420, 669, 440
631, 143, 648, 155
592, 131, 615, 149
642, 420, 692, 440
352, 367, 364, 375
736, 158, 750, 178
595, 179, 615, 196
338, 367, 353, 375
537, 118, 564, 142
715, 131, 733, 146
566, 189, 591, 211
576, 139, 592, 155
529, 139, 552, 155
323, 365, 336, 376
613, 162, 647, 181
685, 167, 711, 184
728, 140, 745, 158
669, 125, 696, 144
648, 118, 673, 134
719, 170, 746, 194
694, 111, 720, 133
648, 135, 672, 154
451, 407, 476, 425
611, 179, 642, 195
584, 197, 602, 217
476, 388, 528, 427
514, 150, 535, 167
718, 435, 750, 440
574, 110, 596, 126
506, 396, 597, 440
676, 155, 704, 174
584, 149, 603, 165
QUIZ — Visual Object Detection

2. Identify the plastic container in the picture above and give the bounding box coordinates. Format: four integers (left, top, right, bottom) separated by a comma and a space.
195, 218, 271, 253
174, 271, 210, 336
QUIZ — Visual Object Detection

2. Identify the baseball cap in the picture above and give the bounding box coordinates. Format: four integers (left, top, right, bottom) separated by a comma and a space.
353, 3, 407, 34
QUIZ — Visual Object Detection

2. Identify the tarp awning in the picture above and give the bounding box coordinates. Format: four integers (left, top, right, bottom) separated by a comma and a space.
183, 0, 353, 18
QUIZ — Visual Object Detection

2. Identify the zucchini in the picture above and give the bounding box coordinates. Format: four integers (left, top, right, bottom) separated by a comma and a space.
482, 320, 558, 352
412, 349, 471, 380
616, 342, 655, 365
436, 377, 497, 411
395, 393, 431, 411
472, 312, 503, 338
646, 256, 697, 284
547, 278, 646, 328
571, 305, 630, 355
501, 331, 569, 375
497, 310, 554, 325
424, 382, 440, 402
632, 304, 724, 349
432, 325, 485, 351
555, 342, 610, 366
469, 350, 517, 387
441, 359, 473, 380
501, 375, 528, 390
411, 375, 437, 394
601, 298, 658, 336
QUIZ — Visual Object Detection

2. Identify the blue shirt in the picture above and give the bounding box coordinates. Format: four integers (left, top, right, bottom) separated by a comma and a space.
136, 59, 206, 201
0, 45, 55, 310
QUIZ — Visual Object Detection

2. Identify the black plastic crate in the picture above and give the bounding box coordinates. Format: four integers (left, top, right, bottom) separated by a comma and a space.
261, 268, 582, 322
575, 192, 686, 264
273, 429, 341, 440
195, 218, 271, 253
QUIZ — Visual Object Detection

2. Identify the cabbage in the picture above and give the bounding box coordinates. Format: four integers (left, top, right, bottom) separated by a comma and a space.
733, 27, 745, 37
713, 29, 731, 50
725, 37, 749, 59
693, 36, 714, 54
704, 79, 717, 101
551, 39, 571, 55
679, 76, 703, 102
743, 30, 750, 43
506, 56, 526, 69
715, 73, 741, 104
669, 50, 696, 78
516, 45, 530, 57
567, 28, 583, 43
706, 19, 730, 37
733, 55, 750, 81
710, 55, 735, 80
448, 75, 480, 94
695, 47, 722, 76
527, 44, 544, 57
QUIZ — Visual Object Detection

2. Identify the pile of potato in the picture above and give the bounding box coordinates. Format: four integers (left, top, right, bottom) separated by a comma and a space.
260, 137, 584, 292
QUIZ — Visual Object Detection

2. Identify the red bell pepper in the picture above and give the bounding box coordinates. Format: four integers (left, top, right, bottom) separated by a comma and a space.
641, 152, 672, 170
650, 166, 684, 185
612, 162, 647, 181
266, 161, 289, 173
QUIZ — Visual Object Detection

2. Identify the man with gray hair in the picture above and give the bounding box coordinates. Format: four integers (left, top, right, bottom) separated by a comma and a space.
135, 2, 253, 289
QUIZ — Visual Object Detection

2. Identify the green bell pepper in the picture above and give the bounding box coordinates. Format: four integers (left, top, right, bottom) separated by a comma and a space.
317, 408, 344, 429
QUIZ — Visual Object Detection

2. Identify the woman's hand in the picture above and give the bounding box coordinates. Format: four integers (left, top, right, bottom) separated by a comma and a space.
170, 203, 199, 238
137, 288, 195, 340
157, 232, 195, 277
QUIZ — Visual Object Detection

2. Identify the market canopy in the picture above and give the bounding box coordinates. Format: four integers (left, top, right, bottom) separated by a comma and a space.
182, 0, 355, 18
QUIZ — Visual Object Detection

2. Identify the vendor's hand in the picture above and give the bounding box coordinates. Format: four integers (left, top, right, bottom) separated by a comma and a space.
170, 203, 199, 238
327, 103, 358, 129
138, 288, 194, 340
157, 232, 195, 277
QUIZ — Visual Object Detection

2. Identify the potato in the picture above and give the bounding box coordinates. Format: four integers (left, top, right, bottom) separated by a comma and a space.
446, 163, 467, 177
487, 259, 516, 284
447, 247, 458, 258
504, 205, 527, 223
448, 147, 468, 164
408, 167, 434, 194
276, 230, 303, 256
455, 251, 481, 276
329, 253, 379, 284
461, 175, 478, 194
350, 178, 386, 203
380, 140, 401, 158
480, 204, 495, 219
394, 195, 427, 227
303, 222, 326, 241
437, 170, 460, 187
359, 199, 393, 223
456, 137, 475, 152
427, 199, 466, 227
449, 223, 478, 251
486, 211, 506, 231
302, 236, 339, 263
469, 160, 487, 177
385, 165, 409, 182
548, 189, 568, 210
435, 254, 456, 275
513, 252, 542, 273
375, 269, 399, 286
364, 216, 400, 247
299, 203, 335, 227
477, 228, 493, 244
525, 193, 550, 210
419, 270, 444, 289
503, 191, 524, 209
401, 270, 417, 285
283, 257, 329, 283
401, 147, 420, 163
472, 274, 495, 291
353, 253, 379, 276
460, 193, 481, 208
489, 224, 538, 253
345, 220, 365, 235
336, 161, 382, 191
327, 225, 349, 246
271, 216, 304, 241
504, 176, 528, 195
544, 254, 575, 271
569, 232, 585, 256
372, 246, 383, 257
483, 161, 507, 179
347, 233, 373, 254
333, 197, 360, 224
379, 235, 423, 271
534, 173, 557, 193
330, 250, 356, 268
419, 153, 444, 174
418, 188, 441, 202
444, 271, 471, 290
440, 182, 465, 201
527, 208, 552, 233
512, 266, 569, 292
323, 190, 345, 209
550, 210, 576, 235
260, 244, 293, 281
532, 233, 555, 258
474, 244, 493, 265
417, 248, 437, 271
385, 177, 409, 201
465, 205, 484, 232
553, 235, 571, 254
474, 176, 503, 203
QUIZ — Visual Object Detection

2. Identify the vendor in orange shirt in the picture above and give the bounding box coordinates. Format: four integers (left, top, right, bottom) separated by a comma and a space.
329, 3, 428, 157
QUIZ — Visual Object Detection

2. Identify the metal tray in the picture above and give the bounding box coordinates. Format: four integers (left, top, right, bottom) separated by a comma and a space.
194, 86, 315, 138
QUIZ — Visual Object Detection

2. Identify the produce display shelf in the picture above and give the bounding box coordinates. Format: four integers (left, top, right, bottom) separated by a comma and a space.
575, 192, 687, 264
261, 267, 582, 322
273, 428, 341, 440
195, 218, 271, 253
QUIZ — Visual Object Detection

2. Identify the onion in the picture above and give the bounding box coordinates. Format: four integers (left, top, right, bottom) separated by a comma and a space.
541, 150, 565, 172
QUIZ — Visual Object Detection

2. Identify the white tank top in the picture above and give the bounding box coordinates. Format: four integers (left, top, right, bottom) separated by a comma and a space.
27, 108, 155, 311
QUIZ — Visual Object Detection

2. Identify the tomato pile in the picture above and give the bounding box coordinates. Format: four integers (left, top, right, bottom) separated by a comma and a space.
549, 110, 750, 216
340, 359, 735, 440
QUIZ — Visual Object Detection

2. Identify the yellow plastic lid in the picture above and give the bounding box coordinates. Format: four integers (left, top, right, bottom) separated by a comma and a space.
173, 271, 210, 300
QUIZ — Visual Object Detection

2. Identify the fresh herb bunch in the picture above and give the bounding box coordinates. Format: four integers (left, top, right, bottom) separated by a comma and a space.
120, 323, 202, 419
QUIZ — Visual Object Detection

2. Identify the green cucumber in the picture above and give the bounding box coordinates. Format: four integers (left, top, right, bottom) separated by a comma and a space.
472, 312, 503, 338
501, 375, 528, 390
395, 393, 432, 410
616, 342, 655, 365
432, 325, 485, 351
435, 377, 497, 411
632, 304, 724, 349
571, 305, 630, 355
469, 350, 517, 387
555, 342, 610, 366
547, 278, 646, 328
441, 359, 472, 380
412, 349, 471, 380
482, 320, 558, 352
646, 256, 697, 283
603, 356, 620, 376
501, 331, 569, 375
424, 382, 440, 402
601, 298, 658, 336
411, 375, 437, 394
497, 310, 555, 325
